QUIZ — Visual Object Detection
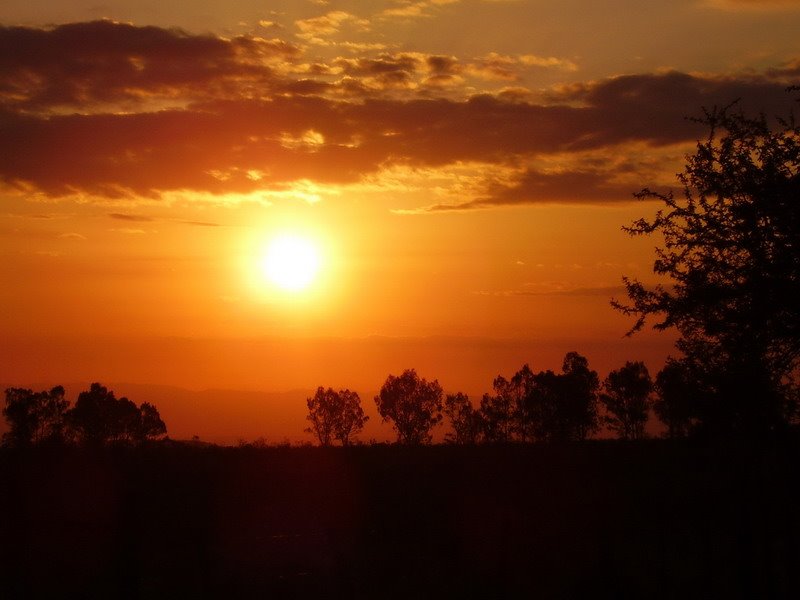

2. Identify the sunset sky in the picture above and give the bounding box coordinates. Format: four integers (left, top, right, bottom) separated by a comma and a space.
1, 0, 799, 440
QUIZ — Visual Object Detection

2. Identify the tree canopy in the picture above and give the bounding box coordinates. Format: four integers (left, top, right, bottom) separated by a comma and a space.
614, 97, 800, 435
375, 369, 443, 444
2, 386, 68, 447
600, 361, 653, 441
305, 387, 368, 446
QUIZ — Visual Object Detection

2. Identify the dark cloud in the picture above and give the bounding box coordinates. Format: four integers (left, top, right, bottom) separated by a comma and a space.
426, 169, 642, 211
0, 21, 796, 203
0, 20, 298, 110
550, 71, 797, 148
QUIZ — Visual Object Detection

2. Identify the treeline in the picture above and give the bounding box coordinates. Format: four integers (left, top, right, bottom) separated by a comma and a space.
306, 352, 698, 447
1, 382, 166, 448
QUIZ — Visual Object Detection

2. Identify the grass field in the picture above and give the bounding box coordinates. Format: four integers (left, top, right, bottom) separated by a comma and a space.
2, 440, 798, 599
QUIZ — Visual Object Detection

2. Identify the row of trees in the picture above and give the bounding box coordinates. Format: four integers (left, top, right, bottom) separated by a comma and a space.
2, 383, 167, 448
305, 353, 694, 446
305, 97, 799, 446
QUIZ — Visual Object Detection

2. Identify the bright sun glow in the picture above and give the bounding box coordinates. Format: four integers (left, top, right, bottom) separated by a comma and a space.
261, 234, 321, 291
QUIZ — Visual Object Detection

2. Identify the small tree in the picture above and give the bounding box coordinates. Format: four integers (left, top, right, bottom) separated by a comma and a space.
653, 359, 698, 438
138, 402, 167, 442
305, 387, 368, 446
600, 361, 653, 440
2, 386, 69, 447
443, 392, 480, 444
375, 369, 442, 444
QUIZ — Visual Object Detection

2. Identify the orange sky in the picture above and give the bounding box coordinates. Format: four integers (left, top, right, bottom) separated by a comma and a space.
1, 0, 799, 441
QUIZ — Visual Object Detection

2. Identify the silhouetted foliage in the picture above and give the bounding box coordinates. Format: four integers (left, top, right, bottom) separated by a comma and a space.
375, 369, 443, 444
443, 392, 481, 444
531, 352, 600, 442
478, 386, 515, 443
138, 402, 167, 442
305, 387, 368, 446
557, 352, 602, 440
479, 353, 600, 443
2, 386, 68, 447
613, 97, 800, 435
600, 361, 653, 440
66, 382, 167, 445
654, 359, 698, 438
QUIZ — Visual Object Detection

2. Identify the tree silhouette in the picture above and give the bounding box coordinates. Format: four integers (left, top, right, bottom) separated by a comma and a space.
557, 352, 601, 441
480, 354, 599, 443
654, 359, 697, 438
2, 386, 68, 447
305, 387, 368, 446
600, 361, 653, 440
613, 98, 800, 435
138, 402, 167, 442
375, 369, 443, 444
527, 352, 599, 442
478, 386, 515, 443
66, 383, 167, 445
443, 392, 481, 444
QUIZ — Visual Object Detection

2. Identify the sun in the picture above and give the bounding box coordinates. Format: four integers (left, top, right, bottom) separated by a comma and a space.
260, 234, 321, 292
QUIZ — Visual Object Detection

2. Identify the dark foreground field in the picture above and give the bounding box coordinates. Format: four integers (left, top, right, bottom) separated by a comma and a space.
1, 440, 799, 599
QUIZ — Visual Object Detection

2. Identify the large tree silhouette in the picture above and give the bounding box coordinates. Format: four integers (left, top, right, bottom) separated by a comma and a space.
66, 383, 167, 445
375, 369, 443, 444
2, 386, 68, 447
613, 98, 800, 435
305, 387, 368, 446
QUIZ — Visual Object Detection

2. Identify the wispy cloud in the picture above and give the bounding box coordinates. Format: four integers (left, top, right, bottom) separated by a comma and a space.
703, 0, 800, 10
109, 213, 154, 222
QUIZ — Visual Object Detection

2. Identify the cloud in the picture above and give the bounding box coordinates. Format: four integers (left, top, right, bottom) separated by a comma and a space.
110, 227, 150, 234
465, 53, 577, 82
519, 55, 578, 72
2, 73, 794, 199
0, 21, 797, 207
381, 2, 430, 18
0, 20, 301, 111
58, 232, 87, 240
181, 220, 220, 227
109, 212, 154, 222
295, 11, 369, 41
472, 284, 628, 297
703, 0, 800, 10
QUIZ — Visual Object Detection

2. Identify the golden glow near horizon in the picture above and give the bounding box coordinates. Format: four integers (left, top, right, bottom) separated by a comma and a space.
261, 234, 321, 292
0, 0, 798, 411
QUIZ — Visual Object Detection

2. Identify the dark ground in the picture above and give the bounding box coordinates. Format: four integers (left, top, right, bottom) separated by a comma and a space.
1, 439, 798, 599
